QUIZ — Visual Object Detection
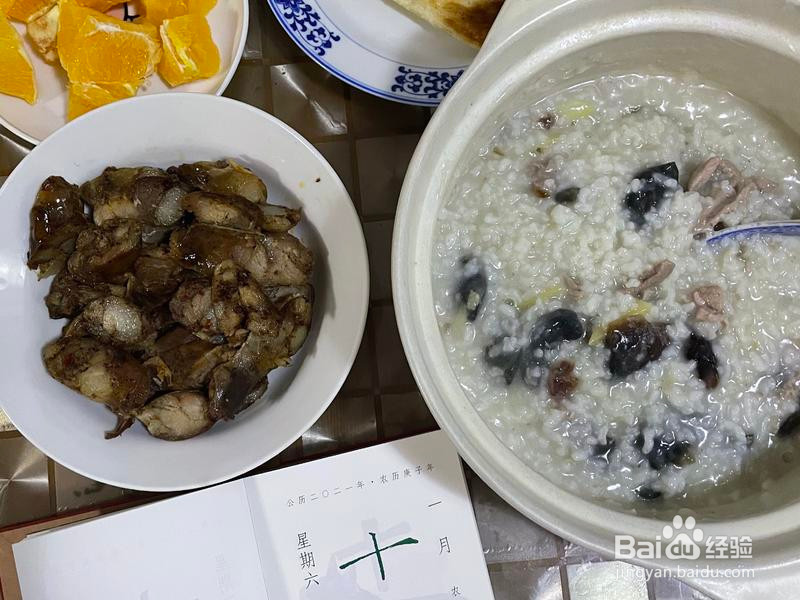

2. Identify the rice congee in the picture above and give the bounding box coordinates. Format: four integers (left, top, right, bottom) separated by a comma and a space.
432, 74, 800, 505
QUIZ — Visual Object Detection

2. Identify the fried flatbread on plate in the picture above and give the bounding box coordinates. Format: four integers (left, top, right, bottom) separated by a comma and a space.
389, 0, 503, 47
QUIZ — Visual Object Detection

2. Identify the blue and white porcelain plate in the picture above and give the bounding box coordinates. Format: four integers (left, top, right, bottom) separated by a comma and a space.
267, 0, 478, 106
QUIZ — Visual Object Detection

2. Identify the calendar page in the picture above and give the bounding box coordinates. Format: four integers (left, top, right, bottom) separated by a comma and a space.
247, 431, 494, 600
13, 480, 268, 600
12, 432, 493, 600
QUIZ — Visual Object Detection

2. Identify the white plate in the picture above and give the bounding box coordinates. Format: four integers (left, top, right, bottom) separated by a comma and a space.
0, 0, 248, 145
0, 93, 369, 491
267, 0, 477, 106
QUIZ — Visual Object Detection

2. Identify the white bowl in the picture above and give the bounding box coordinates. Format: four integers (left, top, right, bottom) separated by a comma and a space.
0, 0, 248, 145
393, 0, 800, 595
0, 93, 369, 492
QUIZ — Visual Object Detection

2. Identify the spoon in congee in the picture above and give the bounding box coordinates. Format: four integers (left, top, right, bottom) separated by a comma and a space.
686, 155, 799, 243
706, 221, 800, 244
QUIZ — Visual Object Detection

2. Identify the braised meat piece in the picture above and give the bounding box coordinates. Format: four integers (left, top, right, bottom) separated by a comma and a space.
45, 269, 125, 319
170, 224, 313, 286
67, 220, 142, 285
43, 336, 151, 416
28, 176, 89, 278
181, 191, 300, 233
81, 167, 187, 227
169, 159, 267, 204
136, 391, 215, 441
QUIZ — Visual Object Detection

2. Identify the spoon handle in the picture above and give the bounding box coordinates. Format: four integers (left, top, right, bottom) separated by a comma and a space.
706, 221, 800, 244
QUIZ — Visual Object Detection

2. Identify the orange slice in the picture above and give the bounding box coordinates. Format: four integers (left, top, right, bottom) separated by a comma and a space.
158, 13, 219, 87
0, 12, 37, 103
75, 0, 124, 10
58, 1, 161, 85
142, 0, 215, 25
67, 81, 136, 119
6, 0, 55, 22
57, 0, 94, 71
70, 18, 161, 84
0, 0, 16, 14
26, 2, 58, 62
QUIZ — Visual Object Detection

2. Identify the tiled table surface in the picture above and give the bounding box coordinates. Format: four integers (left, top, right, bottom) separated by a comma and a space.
0, 4, 712, 599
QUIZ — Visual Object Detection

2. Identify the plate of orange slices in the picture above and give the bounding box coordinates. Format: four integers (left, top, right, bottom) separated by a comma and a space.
0, 0, 247, 144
